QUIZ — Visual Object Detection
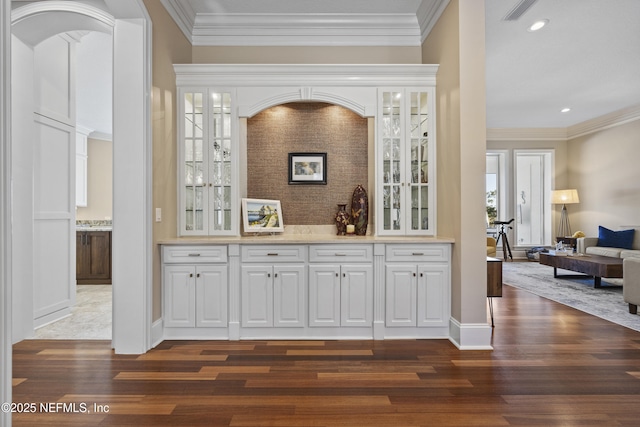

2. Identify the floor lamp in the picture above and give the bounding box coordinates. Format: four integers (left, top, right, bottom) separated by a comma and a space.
551, 189, 579, 239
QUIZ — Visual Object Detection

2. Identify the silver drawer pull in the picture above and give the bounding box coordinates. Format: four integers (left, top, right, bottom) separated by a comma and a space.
267, 253, 279, 256
188, 253, 201, 257
412, 252, 424, 256
335, 253, 347, 256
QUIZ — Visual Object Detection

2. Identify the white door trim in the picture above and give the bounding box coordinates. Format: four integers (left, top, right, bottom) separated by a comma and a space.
8, 0, 152, 356
1, 0, 13, 425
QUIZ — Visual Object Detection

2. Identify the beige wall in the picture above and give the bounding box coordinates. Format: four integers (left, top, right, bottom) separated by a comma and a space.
144, 0, 192, 321
568, 119, 640, 235
192, 46, 422, 64
423, 0, 487, 326
76, 138, 112, 221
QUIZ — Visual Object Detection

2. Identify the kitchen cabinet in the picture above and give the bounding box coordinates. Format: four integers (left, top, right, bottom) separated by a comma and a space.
177, 88, 238, 236
162, 245, 228, 330
384, 244, 450, 328
377, 88, 436, 235
76, 230, 111, 284
241, 245, 306, 328
160, 240, 451, 341
163, 264, 228, 328
308, 245, 373, 327
241, 264, 306, 328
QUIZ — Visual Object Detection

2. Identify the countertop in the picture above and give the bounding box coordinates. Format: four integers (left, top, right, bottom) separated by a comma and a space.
76, 226, 113, 232
158, 234, 455, 245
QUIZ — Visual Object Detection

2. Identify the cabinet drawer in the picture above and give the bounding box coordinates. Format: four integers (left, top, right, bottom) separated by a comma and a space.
309, 244, 373, 263
241, 245, 306, 263
162, 245, 227, 263
385, 244, 449, 262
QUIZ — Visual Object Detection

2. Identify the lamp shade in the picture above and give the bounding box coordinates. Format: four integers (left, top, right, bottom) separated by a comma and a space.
551, 189, 579, 205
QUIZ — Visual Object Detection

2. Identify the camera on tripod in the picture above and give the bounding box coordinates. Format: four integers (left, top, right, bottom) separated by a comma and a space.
494, 218, 515, 260
494, 219, 514, 226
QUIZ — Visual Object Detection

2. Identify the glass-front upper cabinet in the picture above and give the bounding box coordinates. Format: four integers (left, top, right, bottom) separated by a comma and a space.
179, 88, 238, 236
377, 88, 435, 236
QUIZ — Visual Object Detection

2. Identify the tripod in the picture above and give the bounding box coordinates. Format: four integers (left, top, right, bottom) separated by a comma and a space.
494, 218, 514, 261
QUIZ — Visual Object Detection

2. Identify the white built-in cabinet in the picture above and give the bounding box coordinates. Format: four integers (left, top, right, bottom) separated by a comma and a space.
241, 246, 306, 328
162, 246, 228, 334
177, 88, 238, 236
308, 245, 373, 327
377, 88, 435, 236
161, 242, 451, 341
385, 245, 450, 330
167, 65, 449, 341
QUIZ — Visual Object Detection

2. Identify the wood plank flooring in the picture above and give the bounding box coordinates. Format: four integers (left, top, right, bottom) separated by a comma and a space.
12, 285, 640, 426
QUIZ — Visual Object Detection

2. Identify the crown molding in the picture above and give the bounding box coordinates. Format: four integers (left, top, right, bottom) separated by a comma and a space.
160, 0, 442, 46
567, 104, 640, 139
488, 104, 640, 141
418, 0, 450, 43
174, 64, 438, 87
193, 13, 421, 47
159, 0, 194, 44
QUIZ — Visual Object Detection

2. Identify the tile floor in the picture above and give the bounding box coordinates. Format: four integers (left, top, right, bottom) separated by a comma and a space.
34, 285, 112, 340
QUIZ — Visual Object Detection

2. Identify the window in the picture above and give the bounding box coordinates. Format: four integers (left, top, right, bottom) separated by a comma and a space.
486, 152, 506, 236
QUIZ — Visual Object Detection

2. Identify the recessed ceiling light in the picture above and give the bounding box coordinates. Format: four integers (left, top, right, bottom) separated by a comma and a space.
561, 108, 571, 113
528, 19, 549, 32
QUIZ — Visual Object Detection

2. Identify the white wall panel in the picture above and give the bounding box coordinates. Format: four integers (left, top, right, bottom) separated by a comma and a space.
33, 35, 75, 126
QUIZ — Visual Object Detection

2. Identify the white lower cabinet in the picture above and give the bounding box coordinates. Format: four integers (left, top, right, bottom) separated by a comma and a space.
162, 245, 228, 335
164, 264, 228, 328
385, 244, 450, 330
309, 264, 373, 327
241, 264, 306, 328
161, 242, 450, 340
386, 264, 449, 328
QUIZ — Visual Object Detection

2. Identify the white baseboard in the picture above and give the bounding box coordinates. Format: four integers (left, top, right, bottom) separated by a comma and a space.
151, 318, 164, 348
448, 317, 493, 350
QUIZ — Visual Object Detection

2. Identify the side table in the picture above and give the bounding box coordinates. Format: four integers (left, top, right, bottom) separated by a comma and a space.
487, 257, 503, 327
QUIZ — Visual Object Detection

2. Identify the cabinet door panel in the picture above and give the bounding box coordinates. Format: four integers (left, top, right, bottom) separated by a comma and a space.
341, 265, 373, 327
417, 264, 449, 327
164, 265, 196, 328
196, 265, 228, 328
273, 265, 305, 327
241, 266, 273, 327
87, 231, 111, 279
385, 265, 417, 327
308, 265, 340, 327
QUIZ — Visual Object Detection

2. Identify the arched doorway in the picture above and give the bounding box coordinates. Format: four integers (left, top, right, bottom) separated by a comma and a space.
9, 1, 152, 354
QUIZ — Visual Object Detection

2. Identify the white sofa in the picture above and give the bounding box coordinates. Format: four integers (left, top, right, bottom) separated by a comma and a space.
576, 226, 640, 259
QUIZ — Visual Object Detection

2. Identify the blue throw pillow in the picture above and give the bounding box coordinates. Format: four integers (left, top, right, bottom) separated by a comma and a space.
597, 226, 635, 249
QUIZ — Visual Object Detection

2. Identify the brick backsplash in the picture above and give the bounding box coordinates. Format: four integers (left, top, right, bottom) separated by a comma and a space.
247, 102, 368, 225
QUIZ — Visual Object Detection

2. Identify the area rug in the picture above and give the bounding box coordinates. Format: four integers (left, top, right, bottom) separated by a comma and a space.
502, 261, 640, 332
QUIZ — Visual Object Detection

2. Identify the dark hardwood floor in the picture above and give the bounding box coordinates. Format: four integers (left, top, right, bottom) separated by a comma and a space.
12, 285, 640, 426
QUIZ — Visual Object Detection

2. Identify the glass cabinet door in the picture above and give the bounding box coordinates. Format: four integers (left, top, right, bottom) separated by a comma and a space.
409, 91, 429, 232
183, 91, 206, 233
209, 92, 232, 232
381, 91, 404, 232
378, 88, 434, 236
180, 89, 237, 236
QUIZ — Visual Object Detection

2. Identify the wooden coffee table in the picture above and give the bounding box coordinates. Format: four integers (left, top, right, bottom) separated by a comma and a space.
539, 253, 623, 288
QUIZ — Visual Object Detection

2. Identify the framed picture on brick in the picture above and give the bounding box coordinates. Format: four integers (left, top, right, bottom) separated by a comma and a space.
288, 152, 327, 185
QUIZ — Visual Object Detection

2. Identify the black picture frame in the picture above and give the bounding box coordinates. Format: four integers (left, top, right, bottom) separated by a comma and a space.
288, 152, 327, 185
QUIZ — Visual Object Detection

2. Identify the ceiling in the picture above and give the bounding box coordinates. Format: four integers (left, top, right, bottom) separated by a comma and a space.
160, 0, 640, 130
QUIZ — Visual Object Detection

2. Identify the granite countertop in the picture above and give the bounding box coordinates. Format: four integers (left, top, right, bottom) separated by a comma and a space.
76, 220, 112, 231
76, 226, 113, 231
